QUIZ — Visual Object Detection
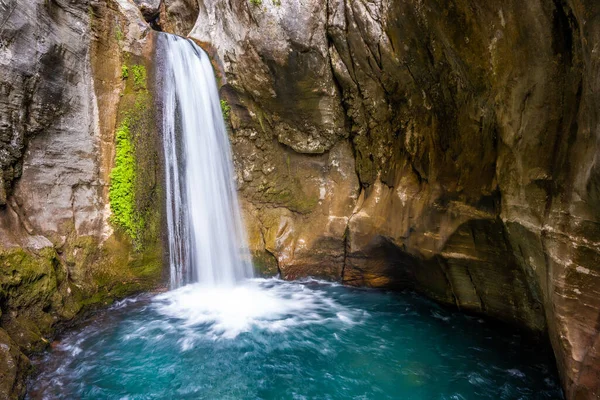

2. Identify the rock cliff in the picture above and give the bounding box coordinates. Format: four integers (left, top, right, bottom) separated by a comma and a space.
187, 0, 600, 398
0, 1, 164, 397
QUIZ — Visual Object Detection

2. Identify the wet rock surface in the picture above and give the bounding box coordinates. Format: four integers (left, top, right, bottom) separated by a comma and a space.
0, 328, 29, 399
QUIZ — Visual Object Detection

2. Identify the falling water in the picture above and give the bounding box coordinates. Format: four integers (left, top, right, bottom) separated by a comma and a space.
159, 34, 253, 288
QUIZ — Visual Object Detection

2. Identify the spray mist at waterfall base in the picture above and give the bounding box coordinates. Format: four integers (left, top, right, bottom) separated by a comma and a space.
27, 279, 562, 399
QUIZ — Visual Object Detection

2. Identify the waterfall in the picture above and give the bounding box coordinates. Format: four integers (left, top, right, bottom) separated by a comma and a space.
159, 34, 253, 288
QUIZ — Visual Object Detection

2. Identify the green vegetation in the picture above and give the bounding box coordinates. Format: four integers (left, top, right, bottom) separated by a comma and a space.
115, 26, 124, 42
110, 59, 160, 250
131, 65, 147, 90
220, 99, 231, 120
251, 250, 279, 277
0, 248, 61, 309
121, 65, 129, 80
87, 5, 95, 23
109, 119, 139, 241
249, 0, 262, 6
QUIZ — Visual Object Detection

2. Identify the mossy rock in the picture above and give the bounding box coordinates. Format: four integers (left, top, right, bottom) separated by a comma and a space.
251, 250, 279, 277
109, 59, 161, 251
0, 248, 62, 312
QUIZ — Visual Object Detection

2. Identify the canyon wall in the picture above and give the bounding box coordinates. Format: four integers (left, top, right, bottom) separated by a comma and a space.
0, 1, 164, 397
187, 0, 600, 398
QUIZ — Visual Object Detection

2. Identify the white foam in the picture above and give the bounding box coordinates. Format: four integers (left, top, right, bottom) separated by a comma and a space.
507, 368, 525, 378
431, 310, 451, 322
153, 279, 361, 340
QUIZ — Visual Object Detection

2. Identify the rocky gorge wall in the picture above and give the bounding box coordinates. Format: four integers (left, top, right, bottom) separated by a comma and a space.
0, 0, 598, 399
0, 1, 165, 397
183, 0, 600, 398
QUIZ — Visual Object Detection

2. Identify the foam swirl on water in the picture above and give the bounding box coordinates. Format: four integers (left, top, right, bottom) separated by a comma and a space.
154, 279, 360, 341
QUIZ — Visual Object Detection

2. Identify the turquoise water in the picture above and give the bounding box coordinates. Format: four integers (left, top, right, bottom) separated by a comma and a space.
28, 279, 562, 399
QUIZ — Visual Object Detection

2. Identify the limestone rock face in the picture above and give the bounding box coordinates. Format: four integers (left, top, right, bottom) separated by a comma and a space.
188, 0, 600, 397
133, 0, 161, 22
157, 0, 199, 36
0, 1, 100, 394
190, 0, 347, 154
0, 1, 164, 397
0, 0, 88, 211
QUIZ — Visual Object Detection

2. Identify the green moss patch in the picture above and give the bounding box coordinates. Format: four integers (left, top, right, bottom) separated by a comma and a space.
0, 248, 62, 312
109, 58, 161, 252
109, 119, 139, 241
131, 65, 147, 90
251, 250, 279, 277
115, 26, 124, 42
220, 99, 231, 120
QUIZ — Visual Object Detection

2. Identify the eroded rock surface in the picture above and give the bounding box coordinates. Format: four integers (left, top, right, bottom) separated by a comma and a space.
187, 0, 600, 398
0, 328, 29, 399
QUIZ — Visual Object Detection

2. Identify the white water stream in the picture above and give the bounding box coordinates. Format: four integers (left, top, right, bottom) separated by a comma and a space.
160, 34, 253, 288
